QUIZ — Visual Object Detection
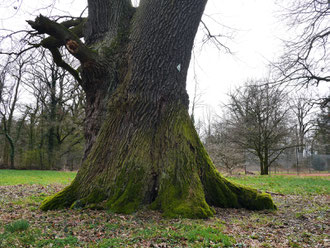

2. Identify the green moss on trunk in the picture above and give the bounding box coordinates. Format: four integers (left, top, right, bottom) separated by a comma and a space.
105, 169, 145, 214
151, 172, 214, 219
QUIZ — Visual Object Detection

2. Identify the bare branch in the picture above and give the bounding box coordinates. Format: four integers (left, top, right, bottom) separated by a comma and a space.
271, 0, 329, 88
200, 20, 232, 53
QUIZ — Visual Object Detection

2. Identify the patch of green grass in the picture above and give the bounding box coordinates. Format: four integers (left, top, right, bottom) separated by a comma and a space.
98, 238, 125, 248
0, 226, 80, 248
95, 220, 234, 247
10, 194, 47, 210
183, 224, 233, 247
104, 223, 121, 231
5, 219, 30, 233
12, 194, 46, 205
130, 222, 234, 247
288, 239, 301, 248
36, 236, 79, 247
0, 230, 38, 247
0, 169, 76, 186
1, 218, 81, 248
0, 221, 39, 247
249, 213, 278, 226
228, 175, 330, 195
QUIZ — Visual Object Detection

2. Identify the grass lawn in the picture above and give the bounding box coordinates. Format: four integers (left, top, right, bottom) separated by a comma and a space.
0, 169, 76, 186
0, 169, 329, 247
228, 174, 330, 195
1, 169, 328, 195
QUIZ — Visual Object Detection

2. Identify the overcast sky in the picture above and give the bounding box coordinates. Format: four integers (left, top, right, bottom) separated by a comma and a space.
0, 0, 326, 120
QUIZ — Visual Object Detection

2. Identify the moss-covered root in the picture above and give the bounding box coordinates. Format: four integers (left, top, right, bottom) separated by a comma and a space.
105, 176, 144, 214
226, 179, 277, 210
151, 172, 215, 219
40, 185, 78, 211
202, 166, 277, 210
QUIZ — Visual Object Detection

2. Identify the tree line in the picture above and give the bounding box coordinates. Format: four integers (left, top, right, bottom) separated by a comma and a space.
0, 51, 85, 170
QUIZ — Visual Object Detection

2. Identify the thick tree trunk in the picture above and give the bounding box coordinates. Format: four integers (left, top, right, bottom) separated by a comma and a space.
262, 152, 270, 175
3, 135, 15, 169
261, 166, 269, 175
259, 152, 270, 175
38, 0, 276, 218
2, 139, 10, 167
6, 134, 15, 169
2, 120, 15, 169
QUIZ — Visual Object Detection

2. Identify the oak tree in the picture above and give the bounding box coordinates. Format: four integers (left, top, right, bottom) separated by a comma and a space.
25, 0, 276, 218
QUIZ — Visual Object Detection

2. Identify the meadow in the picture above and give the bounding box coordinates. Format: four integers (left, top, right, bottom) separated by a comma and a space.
0, 170, 329, 247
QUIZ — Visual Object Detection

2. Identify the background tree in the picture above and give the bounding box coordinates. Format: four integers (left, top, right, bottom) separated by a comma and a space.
18, 0, 276, 218
224, 80, 291, 175
289, 92, 316, 170
291, 93, 315, 153
16, 51, 85, 170
25, 53, 84, 169
314, 101, 330, 154
0, 57, 28, 168
205, 121, 245, 175
0, 46, 85, 170
311, 101, 330, 171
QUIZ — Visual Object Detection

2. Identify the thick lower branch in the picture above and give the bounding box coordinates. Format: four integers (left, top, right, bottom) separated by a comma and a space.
27, 15, 97, 63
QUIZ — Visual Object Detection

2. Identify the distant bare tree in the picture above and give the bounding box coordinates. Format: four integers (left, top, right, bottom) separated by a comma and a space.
224, 80, 292, 175
202, 105, 214, 142
290, 92, 316, 156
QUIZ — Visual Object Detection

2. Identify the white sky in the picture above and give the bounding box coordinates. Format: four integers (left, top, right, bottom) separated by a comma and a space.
0, 0, 327, 120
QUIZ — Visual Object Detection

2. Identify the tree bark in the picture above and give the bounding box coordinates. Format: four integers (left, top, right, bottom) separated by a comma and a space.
261, 165, 269, 175
33, 0, 276, 218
